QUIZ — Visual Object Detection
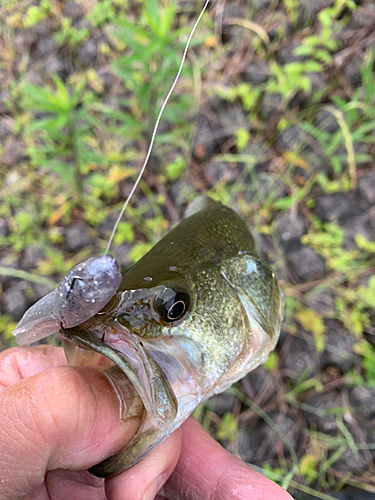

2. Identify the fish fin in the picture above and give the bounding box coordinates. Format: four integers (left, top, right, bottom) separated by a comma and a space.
184, 196, 221, 219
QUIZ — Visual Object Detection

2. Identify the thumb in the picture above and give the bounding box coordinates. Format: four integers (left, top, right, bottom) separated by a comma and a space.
0, 363, 142, 500
160, 417, 294, 500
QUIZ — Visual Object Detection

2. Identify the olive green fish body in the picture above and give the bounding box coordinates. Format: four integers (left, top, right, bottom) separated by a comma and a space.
64, 198, 283, 477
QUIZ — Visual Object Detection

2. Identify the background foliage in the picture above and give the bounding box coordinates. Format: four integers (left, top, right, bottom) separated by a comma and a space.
0, 0, 374, 498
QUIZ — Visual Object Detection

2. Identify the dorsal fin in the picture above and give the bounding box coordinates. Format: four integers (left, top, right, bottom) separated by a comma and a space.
184, 196, 221, 219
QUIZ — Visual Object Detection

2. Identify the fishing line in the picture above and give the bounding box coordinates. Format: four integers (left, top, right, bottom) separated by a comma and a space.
105, 0, 211, 255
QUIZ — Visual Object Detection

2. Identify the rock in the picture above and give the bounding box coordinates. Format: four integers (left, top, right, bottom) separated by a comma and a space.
275, 210, 307, 248
193, 114, 224, 161
72, 18, 90, 31
281, 335, 321, 379
96, 70, 114, 94
0, 255, 19, 286
243, 366, 270, 395
338, 487, 375, 500
305, 290, 335, 317
365, 426, 375, 462
78, 39, 98, 67
20, 246, 45, 270
168, 179, 183, 205
243, 173, 287, 205
357, 171, 375, 207
297, 0, 334, 28
343, 58, 362, 88
303, 391, 341, 433
334, 142, 371, 170
193, 97, 233, 162
346, 3, 375, 31
0, 218, 9, 237
240, 143, 270, 173
313, 109, 339, 134
348, 386, 375, 420
259, 92, 282, 121
237, 422, 268, 463
276, 42, 306, 65
31, 283, 54, 301
209, 392, 238, 418
0, 138, 24, 167
32, 36, 56, 60
63, 0, 84, 19
333, 448, 368, 474
294, 487, 375, 500
43, 56, 68, 80
220, 2, 247, 45
249, 0, 271, 9
3, 282, 31, 321
64, 224, 92, 252
343, 216, 373, 249
241, 61, 270, 85
274, 125, 304, 153
243, 366, 278, 404
321, 320, 357, 372
0, 118, 13, 140
238, 412, 299, 463
205, 160, 232, 183
314, 193, 362, 224
287, 245, 326, 281
0, 88, 9, 114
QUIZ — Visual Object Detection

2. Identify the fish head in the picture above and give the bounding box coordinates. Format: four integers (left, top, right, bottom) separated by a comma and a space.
66, 200, 283, 427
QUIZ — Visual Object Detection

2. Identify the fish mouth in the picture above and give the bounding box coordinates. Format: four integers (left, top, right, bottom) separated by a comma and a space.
64, 320, 206, 429
64, 315, 210, 429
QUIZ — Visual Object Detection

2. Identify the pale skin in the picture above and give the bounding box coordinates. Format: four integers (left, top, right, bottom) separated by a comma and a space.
0, 345, 294, 500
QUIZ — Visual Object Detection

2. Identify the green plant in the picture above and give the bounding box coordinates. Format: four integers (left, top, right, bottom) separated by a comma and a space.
111, 0, 197, 142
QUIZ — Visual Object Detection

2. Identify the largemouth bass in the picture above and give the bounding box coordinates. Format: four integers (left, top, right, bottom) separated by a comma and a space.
13, 197, 283, 478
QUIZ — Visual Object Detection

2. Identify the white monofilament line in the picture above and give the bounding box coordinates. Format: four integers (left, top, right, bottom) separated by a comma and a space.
105, 0, 210, 255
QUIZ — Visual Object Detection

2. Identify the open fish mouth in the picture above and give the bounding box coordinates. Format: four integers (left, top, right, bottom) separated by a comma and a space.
65, 322, 179, 429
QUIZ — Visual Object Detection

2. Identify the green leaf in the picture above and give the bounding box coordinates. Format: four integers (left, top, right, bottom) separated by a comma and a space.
295, 308, 326, 352
235, 128, 250, 152
216, 412, 238, 442
113, 222, 135, 245
129, 242, 153, 263
355, 234, 375, 253
24, 5, 48, 27
165, 155, 185, 181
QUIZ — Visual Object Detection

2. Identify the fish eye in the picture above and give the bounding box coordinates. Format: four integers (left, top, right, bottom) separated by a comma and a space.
154, 289, 190, 324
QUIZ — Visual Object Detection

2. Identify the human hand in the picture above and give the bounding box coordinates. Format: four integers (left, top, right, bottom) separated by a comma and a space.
0, 345, 294, 500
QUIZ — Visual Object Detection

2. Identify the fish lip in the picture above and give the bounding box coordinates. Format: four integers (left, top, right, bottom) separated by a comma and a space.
67, 319, 207, 422
67, 322, 157, 416
67, 320, 180, 428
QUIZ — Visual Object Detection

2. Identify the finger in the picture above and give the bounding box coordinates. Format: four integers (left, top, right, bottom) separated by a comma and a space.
0, 345, 67, 392
0, 365, 142, 500
24, 470, 106, 500
105, 427, 182, 500
160, 417, 294, 500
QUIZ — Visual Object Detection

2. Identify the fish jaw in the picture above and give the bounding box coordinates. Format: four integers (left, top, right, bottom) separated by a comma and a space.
64, 321, 211, 478
65, 322, 178, 430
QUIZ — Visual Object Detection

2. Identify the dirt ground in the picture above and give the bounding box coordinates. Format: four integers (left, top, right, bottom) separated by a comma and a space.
0, 1, 375, 498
